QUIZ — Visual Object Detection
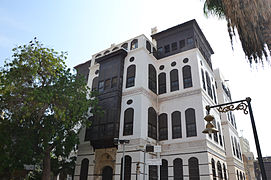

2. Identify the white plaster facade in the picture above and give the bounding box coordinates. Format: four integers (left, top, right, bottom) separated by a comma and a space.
74, 22, 245, 180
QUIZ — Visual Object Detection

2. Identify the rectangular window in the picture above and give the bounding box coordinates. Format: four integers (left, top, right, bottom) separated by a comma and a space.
187, 37, 194, 45
111, 77, 117, 88
98, 81, 104, 93
179, 40, 185, 49
149, 166, 158, 180
171, 42, 177, 51
164, 44, 170, 53
104, 79, 111, 90
157, 47, 163, 55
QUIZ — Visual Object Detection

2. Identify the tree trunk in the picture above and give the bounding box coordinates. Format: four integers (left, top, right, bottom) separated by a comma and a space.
42, 148, 51, 180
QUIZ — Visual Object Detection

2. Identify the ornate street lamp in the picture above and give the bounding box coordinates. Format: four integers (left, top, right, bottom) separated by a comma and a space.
202, 97, 267, 180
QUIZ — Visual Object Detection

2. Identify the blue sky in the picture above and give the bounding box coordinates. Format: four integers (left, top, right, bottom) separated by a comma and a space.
1, 0, 270, 156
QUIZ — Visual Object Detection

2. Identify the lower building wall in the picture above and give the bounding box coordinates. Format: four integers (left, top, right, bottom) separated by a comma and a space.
74, 139, 235, 180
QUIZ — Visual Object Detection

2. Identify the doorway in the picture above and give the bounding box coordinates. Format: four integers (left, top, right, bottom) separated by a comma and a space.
102, 166, 113, 180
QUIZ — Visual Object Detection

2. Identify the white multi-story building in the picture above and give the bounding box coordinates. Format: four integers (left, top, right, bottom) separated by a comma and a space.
74, 19, 245, 180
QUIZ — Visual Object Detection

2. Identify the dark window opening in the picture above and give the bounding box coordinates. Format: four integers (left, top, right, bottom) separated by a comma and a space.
146, 41, 152, 53
183, 65, 193, 88
112, 47, 119, 51
160, 159, 168, 180
158, 73, 166, 94
201, 69, 206, 90
121, 43, 128, 50
92, 77, 98, 91
172, 111, 182, 139
104, 79, 111, 90
173, 158, 183, 180
185, 108, 197, 137
159, 114, 168, 141
126, 65, 136, 88
159, 65, 165, 70
213, 120, 218, 143
158, 47, 163, 56
223, 164, 227, 180
187, 37, 194, 45
120, 156, 132, 180
131, 39, 138, 50
212, 159, 217, 180
188, 157, 200, 180
164, 44, 170, 53
171, 61, 176, 67
213, 85, 217, 104
123, 108, 134, 136
217, 161, 223, 180
171, 42, 177, 51
98, 81, 104, 93
170, 69, 179, 92
206, 72, 213, 99
148, 64, 157, 94
179, 40, 185, 49
111, 77, 117, 88
183, 58, 189, 63
148, 107, 157, 140
149, 165, 158, 180
80, 158, 89, 180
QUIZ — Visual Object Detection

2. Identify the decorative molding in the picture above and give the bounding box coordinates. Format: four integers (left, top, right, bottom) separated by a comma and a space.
159, 89, 202, 103
122, 87, 157, 104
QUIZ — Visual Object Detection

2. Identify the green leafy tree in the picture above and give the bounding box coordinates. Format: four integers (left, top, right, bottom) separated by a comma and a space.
0, 38, 98, 179
203, 0, 271, 64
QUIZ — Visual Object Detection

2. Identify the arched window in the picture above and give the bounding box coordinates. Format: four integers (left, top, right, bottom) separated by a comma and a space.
237, 171, 239, 180
206, 71, 213, 99
223, 164, 227, 180
92, 77, 98, 91
121, 43, 128, 50
120, 155, 132, 180
148, 107, 157, 140
173, 158, 183, 180
185, 108, 197, 137
212, 85, 217, 103
217, 161, 223, 180
243, 173, 245, 180
183, 65, 193, 88
146, 41, 152, 53
148, 64, 157, 94
149, 165, 158, 180
126, 65, 136, 88
212, 159, 217, 180
240, 172, 243, 180
170, 69, 179, 92
123, 108, 134, 136
158, 73, 166, 94
80, 158, 89, 180
172, 111, 182, 139
158, 113, 168, 141
160, 159, 168, 180
130, 39, 138, 50
188, 157, 200, 180
201, 69, 206, 90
